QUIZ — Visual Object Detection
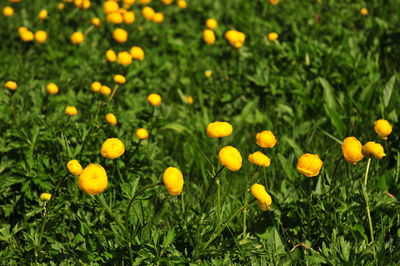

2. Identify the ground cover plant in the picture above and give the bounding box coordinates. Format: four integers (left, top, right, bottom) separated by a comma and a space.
1, 0, 400, 264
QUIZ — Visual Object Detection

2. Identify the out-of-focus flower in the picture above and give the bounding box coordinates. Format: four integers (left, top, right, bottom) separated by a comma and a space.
40, 193, 52, 201
203, 29, 216, 44
360, 8, 368, 16
91, 81, 102, 92
91, 17, 101, 27
106, 49, 117, 62
206, 18, 218, 29
70, 32, 84, 44
183, 95, 193, 104
123, 11, 135, 24
225, 30, 245, 48
113, 28, 128, 43
251, 184, 272, 210
113, 74, 126, 84
105, 113, 117, 126
100, 85, 112, 95
104, 1, 119, 14
4, 81, 17, 91
267, 32, 279, 42
177, 0, 187, 9
35, 30, 48, 43
38, 9, 48, 20
130, 46, 145, 60
46, 83, 59, 95
117, 51, 132, 66
65, 106, 78, 116
147, 93, 161, 106
142, 6, 155, 20
204, 70, 213, 78
136, 128, 149, 140
3, 6, 14, 17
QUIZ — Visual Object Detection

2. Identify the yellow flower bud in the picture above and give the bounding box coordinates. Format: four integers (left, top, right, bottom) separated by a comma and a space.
65, 106, 78, 116
296, 153, 323, 177
267, 32, 279, 42
224, 30, 245, 48
206, 121, 233, 138
113, 28, 128, 43
3, 6, 14, 17
130, 46, 145, 60
152, 12, 164, 23
142, 6, 155, 20
4, 81, 17, 91
18, 26, 28, 35
46, 83, 59, 95
38, 9, 48, 20
123, 0, 135, 7
342, 137, 364, 164
21, 31, 34, 42
248, 151, 271, 168
70, 32, 84, 44
57, 3, 65, 9
34, 30, 48, 43
203, 29, 216, 44
218, 146, 242, 171
100, 85, 112, 95
251, 184, 272, 210
136, 128, 149, 140
67, 159, 83, 176
206, 18, 218, 29
363, 142, 386, 160
91, 17, 101, 27
113, 74, 126, 84
360, 8, 368, 16
117, 51, 132, 66
269, 0, 280, 5
161, 0, 173, 5
91, 81, 101, 92
107, 12, 123, 24
204, 70, 213, 78
103, 0, 119, 14
374, 119, 392, 139
101, 138, 125, 159
147, 93, 162, 106
183, 94, 193, 104
105, 113, 117, 126
106, 49, 117, 62
40, 193, 52, 201
163, 167, 184, 196
177, 0, 187, 9
123, 11, 135, 24
78, 164, 108, 195
256, 130, 277, 148
82, 0, 91, 9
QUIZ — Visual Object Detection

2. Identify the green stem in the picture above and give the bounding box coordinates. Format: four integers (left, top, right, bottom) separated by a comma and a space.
35, 205, 48, 261
217, 179, 221, 222
362, 158, 376, 262
321, 130, 343, 145
108, 85, 119, 104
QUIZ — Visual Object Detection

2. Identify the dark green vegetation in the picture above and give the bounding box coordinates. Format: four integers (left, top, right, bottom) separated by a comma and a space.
1, 0, 399, 264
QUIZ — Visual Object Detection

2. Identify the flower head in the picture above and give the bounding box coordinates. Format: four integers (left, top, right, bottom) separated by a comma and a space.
256, 130, 277, 148
360, 8, 368, 16
183, 95, 193, 104
40, 193, 52, 201
142, 6, 155, 20
4, 81, 17, 91
35, 30, 48, 43
203, 29, 216, 44
113, 74, 126, 84
251, 184, 272, 210
153, 12, 164, 23
225, 30, 245, 48
219, 146, 242, 171
248, 151, 271, 167
130, 46, 145, 60
206, 121, 233, 138
267, 32, 279, 42
374, 119, 392, 139
106, 49, 117, 62
206, 18, 218, 29
91, 81, 101, 92
147, 93, 162, 106
363, 142, 386, 159
78, 164, 108, 195
177, 0, 187, 9
100, 85, 112, 95
67, 160, 83, 176
65, 106, 78, 116
103, 0, 119, 14
123, 11, 135, 24
91, 17, 101, 27
204, 70, 213, 78
70, 32, 84, 44
46, 83, 59, 95
3, 6, 14, 17
38, 9, 48, 20
136, 128, 149, 140
117, 51, 132, 66
163, 167, 184, 195
113, 28, 128, 43
105, 113, 117, 126
101, 138, 125, 159
296, 153, 323, 177
342, 137, 364, 164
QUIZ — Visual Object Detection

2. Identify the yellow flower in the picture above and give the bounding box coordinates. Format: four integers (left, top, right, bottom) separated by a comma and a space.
153, 12, 164, 23
40, 193, 52, 201
46, 83, 59, 95
256, 130, 277, 148
35, 30, 48, 43
101, 138, 125, 159
91, 17, 101, 27
107, 12, 123, 24
203, 29, 216, 45
103, 0, 119, 14
269, 0, 280, 5
225, 30, 245, 48
113, 74, 126, 84
183, 95, 193, 104
296, 153, 323, 177
206, 18, 218, 29
248, 151, 271, 167
57, 3, 64, 9
91, 81, 101, 92
267, 32, 279, 42
342, 137, 364, 164
218, 146, 242, 171
147, 93, 162, 106
117, 51, 132, 66
206, 121, 233, 138
177, 0, 187, 9
113, 28, 128, 43
67, 160, 83, 176
105, 113, 117, 126
204, 70, 213, 78
65, 106, 78, 116
4, 81, 17, 91
123, 0, 135, 7
140, 0, 151, 4
20, 31, 34, 42
161, 0, 173, 5
360, 8, 368, 16
106, 49, 117, 62
100, 85, 112, 95
123, 11, 135, 24
78, 164, 108, 195
38, 9, 48, 20
142, 6, 155, 20
136, 128, 149, 140
130, 46, 145, 60
251, 184, 272, 210
3, 6, 14, 17
70, 32, 84, 44
18, 26, 28, 35
163, 167, 184, 196
363, 142, 386, 160
374, 119, 392, 139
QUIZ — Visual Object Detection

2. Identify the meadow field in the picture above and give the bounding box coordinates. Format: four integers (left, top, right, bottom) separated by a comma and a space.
1, 0, 399, 264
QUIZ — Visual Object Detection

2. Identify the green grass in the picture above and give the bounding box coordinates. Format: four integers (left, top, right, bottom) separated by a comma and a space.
1, 0, 400, 264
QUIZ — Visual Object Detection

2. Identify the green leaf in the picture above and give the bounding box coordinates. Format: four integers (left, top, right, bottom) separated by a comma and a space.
383, 75, 396, 108
162, 228, 175, 248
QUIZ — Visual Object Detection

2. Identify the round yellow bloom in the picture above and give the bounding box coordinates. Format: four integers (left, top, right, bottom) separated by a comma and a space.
123, 11, 135, 24
113, 74, 126, 84
342, 137, 364, 164
38, 9, 48, 20
4, 81, 17, 91
251, 184, 272, 210
78, 164, 108, 195
106, 49, 117, 62
177, 0, 187, 9
104, 0, 119, 14
67, 159, 83, 176
296, 153, 323, 177
113, 28, 128, 43
153, 12, 164, 23
218, 146, 242, 171
101, 138, 125, 159
100, 85, 112, 95
70, 32, 84, 44
91, 81, 101, 92
206, 18, 218, 29
360, 8, 368, 16
91, 17, 101, 27
142, 6, 155, 20
136, 128, 149, 140
3, 6, 14, 17
206, 121, 233, 138
225, 30, 245, 48
203, 29, 216, 44
117, 51, 132, 66
374, 119, 392, 139
107, 12, 123, 24
269, 0, 280, 5
256, 130, 277, 148
267, 32, 279, 42
248, 151, 271, 168
57, 3, 65, 9
21, 31, 34, 42
140, 0, 151, 4
123, 0, 135, 7
65, 106, 78, 116
147, 93, 162, 106
34, 30, 48, 43
40, 193, 52, 201
363, 142, 386, 160
46, 83, 59, 95
105, 113, 117, 126
130, 46, 145, 60
163, 167, 184, 196
18, 26, 28, 35
204, 70, 213, 78
81, 0, 91, 9
183, 95, 193, 104
161, 0, 173, 5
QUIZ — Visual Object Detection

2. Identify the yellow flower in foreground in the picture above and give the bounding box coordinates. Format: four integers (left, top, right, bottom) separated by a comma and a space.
113, 74, 126, 84
101, 138, 125, 159
203, 29, 216, 44
40, 193, 52, 201
296, 153, 323, 177
113, 28, 128, 43
142, 6, 155, 20
206, 18, 218, 29
360, 8, 368, 16
256, 130, 277, 148
91, 81, 101, 92
342, 137, 364, 164
105, 113, 117, 126
130, 46, 145, 60
363, 142, 386, 160
177, 0, 187, 9
147, 93, 162, 106
136, 128, 149, 140
374, 119, 392, 139
117, 51, 132, 66
248, 151, 271, 167
3, 6, 14, 17
67, 160, 83, 176
251, 184, 272, 210
163, 167, 184, 196
4, 81, 17, 91
152, 12, 164, 23
65, 106, 78, 116
100, 85, 112, 95
46, 83, 59, 95
219, 146, 242, 171
70, 32, 84, 44
35, 30, 48, 43
206, 121, 233, 138
38, 9, 48, 20
183, 95, 193, 104
106, 49, 117, 62
78, 164, 108, 195
267, 32, 279, 42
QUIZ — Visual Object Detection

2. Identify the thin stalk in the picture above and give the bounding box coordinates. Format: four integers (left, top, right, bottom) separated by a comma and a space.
34, 204, 48, 260
321, 130, 343, 145
109, 85, 119, 103
217, 179, 221, 222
